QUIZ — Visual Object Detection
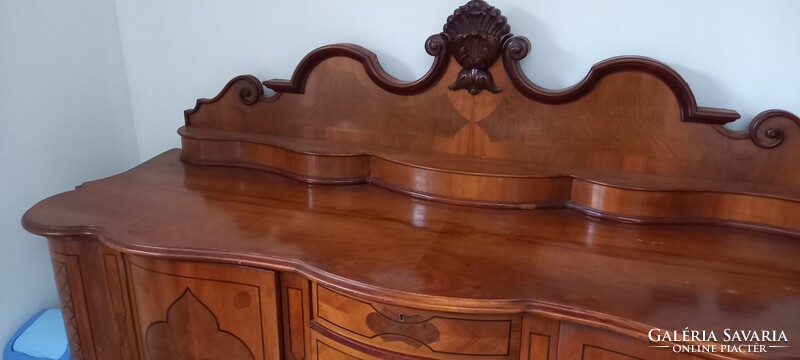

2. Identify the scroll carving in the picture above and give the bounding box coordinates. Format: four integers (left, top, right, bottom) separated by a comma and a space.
184, 75, 265, 126
443, 0, 512, 94
748, 110, 800, 148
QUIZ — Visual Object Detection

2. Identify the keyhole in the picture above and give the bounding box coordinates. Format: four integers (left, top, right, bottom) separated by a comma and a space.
399, 313, 405, 322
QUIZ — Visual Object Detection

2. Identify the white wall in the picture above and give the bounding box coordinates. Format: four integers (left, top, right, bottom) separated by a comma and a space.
0, 0, 139, 347
114, 0, 800, 160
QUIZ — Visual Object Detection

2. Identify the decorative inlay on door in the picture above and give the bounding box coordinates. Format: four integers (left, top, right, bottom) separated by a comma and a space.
126, 256, 281, 360
50, 253, 90, 360
146, 288, 254, 360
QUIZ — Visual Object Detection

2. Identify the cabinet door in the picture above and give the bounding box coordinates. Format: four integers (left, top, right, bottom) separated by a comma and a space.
127, 256, 281, 360
557, 323, 702, 360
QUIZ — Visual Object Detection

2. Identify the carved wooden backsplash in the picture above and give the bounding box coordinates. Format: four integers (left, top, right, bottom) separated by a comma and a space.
179, 0, 800, 236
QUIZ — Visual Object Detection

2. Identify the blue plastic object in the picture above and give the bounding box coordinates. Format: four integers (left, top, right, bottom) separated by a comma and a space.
4, 308, 71, 360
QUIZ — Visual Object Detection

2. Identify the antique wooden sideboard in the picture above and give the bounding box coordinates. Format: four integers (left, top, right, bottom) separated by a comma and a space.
22, 1, 800, 360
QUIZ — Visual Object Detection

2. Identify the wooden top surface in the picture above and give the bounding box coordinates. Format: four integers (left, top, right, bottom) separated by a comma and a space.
23, 150, 800, 354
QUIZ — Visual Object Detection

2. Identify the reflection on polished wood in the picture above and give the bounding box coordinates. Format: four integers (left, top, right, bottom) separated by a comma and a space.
23, 151, 800, 359
180, 126, 800, 236
178, 53, 800, 236
21, 1, 799, 359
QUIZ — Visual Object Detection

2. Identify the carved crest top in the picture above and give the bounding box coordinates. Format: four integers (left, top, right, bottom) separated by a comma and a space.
442, 0, 512, 94
252, 0, 797, 155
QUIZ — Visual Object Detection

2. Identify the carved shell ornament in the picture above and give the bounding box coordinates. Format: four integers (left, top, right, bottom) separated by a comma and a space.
443, 0, 512, 94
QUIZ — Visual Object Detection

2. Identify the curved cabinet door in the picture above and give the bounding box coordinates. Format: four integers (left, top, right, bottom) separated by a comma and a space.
127, 256, 281, 360
557, 323, 704, 360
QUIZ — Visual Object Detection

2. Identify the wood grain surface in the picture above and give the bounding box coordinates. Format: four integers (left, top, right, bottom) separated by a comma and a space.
179, 52, 800, 236
23, 2, 800, 359
126, 255, 281, 360
23, 150, 800, 359
183, 57, 800, 190
314, 284, 519, 359
180, 125, 800, 236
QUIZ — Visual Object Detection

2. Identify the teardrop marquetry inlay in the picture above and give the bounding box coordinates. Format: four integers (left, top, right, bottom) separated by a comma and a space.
146, 288, 255, 360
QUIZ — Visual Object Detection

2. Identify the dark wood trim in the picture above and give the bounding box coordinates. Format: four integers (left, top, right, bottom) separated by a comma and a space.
184, 75, 267, 126
713, 109, 800, 148
443, 0, 511, 94
501, 36, 741, 125
263, 39, 450, 96
747, 109, 800, 148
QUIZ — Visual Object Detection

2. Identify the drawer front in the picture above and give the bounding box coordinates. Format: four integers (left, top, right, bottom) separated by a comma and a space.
314, 284, 520, 359
310, 326, 391, 360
